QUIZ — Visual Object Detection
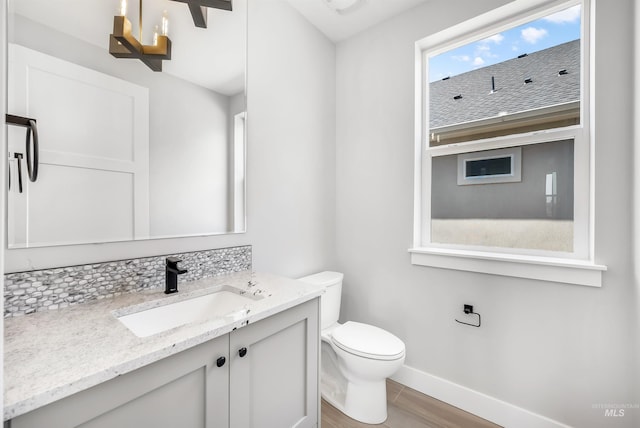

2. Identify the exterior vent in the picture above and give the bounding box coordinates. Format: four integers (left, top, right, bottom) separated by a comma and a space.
453, 94, 463, 100
517, 53, 528, 59
442, 76, 451, 80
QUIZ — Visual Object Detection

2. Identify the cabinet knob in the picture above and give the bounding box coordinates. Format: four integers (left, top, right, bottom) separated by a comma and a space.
238, 347, 248, 358
216, 356, 226, 367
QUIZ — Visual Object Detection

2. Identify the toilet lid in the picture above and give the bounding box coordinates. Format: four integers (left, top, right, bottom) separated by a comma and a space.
331, 321, 405, 360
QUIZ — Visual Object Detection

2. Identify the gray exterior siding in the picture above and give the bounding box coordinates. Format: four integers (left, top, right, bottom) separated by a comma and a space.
431, 139, 574, 220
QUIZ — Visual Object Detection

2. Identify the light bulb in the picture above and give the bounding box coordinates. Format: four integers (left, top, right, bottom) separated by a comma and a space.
119, 0, 127, 16
161, 10, 169, 36
153, 25, 159, 46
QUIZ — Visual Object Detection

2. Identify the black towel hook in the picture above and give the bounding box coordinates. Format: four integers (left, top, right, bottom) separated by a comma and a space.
6, 114, 39, 182
25, 119, 39, 182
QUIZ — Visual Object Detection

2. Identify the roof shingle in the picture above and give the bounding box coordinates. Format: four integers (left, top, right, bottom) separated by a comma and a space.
430, 39, 581, 129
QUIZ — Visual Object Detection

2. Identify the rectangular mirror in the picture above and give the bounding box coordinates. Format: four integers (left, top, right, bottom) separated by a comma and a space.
6, 0, 247, 248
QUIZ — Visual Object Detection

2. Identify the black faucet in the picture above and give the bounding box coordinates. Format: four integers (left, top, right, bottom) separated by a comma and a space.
165, 257, 188, 294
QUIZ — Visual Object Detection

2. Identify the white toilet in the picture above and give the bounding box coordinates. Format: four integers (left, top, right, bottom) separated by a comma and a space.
298, 271, 405, 424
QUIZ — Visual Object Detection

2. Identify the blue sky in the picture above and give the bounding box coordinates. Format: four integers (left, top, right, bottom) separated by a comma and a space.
429, 5, 581, 82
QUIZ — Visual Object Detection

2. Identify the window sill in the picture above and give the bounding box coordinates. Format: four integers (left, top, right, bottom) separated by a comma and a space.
409, 248, 606, 287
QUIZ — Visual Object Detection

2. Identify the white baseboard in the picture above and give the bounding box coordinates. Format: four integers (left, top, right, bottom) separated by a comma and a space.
391, 365, 572, 428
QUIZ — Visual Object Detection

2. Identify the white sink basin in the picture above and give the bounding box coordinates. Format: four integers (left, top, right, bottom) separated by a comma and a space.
117, 287, 260, 337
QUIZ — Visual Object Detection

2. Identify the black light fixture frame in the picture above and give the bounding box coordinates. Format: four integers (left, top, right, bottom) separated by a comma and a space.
171, 0, 232, 28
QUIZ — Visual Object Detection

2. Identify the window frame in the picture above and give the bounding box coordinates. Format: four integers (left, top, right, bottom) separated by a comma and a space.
410, 0, 606, 286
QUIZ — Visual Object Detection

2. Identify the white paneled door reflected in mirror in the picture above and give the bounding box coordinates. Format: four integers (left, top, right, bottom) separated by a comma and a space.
5, 0, 247, 249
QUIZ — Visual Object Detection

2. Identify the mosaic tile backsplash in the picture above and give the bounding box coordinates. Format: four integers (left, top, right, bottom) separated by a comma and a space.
4, 246, 252, 318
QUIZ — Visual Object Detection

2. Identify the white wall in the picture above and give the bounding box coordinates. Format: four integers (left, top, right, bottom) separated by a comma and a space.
148, 78, 229, 237
246, 0, 336, 276
633, 0, 640, 408
4, 0, 336, 276
335, 1, 638, 427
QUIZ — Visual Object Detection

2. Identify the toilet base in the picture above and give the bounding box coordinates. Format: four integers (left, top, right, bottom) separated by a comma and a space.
321, 371, 388, 424
345, 379, 388, 424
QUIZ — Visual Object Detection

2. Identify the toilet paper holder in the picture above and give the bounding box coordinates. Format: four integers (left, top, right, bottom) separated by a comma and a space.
455, 304, 481, 328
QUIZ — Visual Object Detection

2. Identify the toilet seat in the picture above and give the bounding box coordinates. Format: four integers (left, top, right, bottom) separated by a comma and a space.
331, 321, 405, 361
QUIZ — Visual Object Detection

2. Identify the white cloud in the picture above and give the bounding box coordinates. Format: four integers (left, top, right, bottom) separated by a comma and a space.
521, 27, 548, 44
473, 35, 502, 60
475, 44, 498, 59
544, 5, 581, 24
472, 57, 485, 66
452, 55, 471, 62
481, 33, 505, 44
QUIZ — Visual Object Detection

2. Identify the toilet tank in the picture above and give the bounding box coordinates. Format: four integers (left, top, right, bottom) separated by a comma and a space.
298, 271, 343, 330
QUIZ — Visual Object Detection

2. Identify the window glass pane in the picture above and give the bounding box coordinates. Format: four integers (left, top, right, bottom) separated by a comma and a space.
428, 5, 581, 146
431, 140, 574, 252
466, 157, 511, 177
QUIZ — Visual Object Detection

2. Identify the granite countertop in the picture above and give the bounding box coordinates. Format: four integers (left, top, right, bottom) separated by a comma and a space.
4, 271, 324, 421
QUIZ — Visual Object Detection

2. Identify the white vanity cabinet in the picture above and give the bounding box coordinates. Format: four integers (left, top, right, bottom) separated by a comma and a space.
229, 299, 319, 428
7, 298, 319, 428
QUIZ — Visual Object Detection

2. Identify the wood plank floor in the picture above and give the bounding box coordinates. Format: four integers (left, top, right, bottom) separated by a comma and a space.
321, 379, 502, 428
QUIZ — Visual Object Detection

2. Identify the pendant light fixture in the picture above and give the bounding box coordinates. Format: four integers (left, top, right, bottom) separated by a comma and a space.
109, 0, 234, 71
109, 0, 172, 72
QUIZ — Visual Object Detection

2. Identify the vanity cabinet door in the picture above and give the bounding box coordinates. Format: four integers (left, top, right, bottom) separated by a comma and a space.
10, 335, 229, 428
229, 298, 320, 428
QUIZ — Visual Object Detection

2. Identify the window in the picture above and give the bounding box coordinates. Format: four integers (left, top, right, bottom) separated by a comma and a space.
456, 147, 522, 185
464, 155, 512, 178
411, 0, 606, 286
